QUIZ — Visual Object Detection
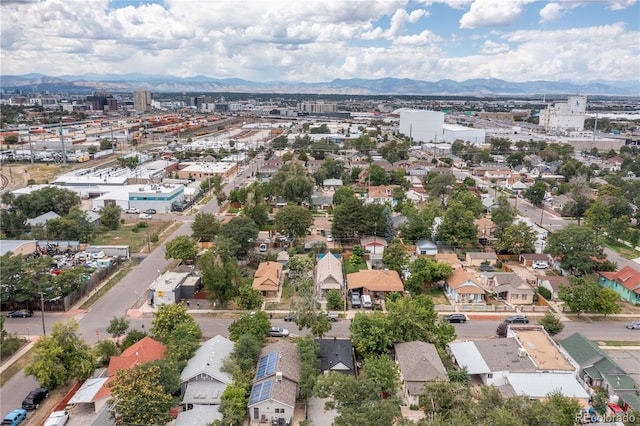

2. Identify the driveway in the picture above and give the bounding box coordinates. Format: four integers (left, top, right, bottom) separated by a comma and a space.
307, 397, 337, 426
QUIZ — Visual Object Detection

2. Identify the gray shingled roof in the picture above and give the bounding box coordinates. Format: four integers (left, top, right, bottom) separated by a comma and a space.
474, 338, 536, 372
180, 335, 234, 384
394, 342, 448, 385
316, 338, 354, 374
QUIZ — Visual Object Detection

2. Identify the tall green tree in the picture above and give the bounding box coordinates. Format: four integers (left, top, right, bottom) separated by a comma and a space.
538, 312, 564, 336
491, 195, 516, 237
385, 295, 456, 348
228, 311, 271, 341
191, 212, 220, 242
596, 287, 622, 317
274, 205, 313, 243
405, 257, 452, 294
199, 249, 243, 306
107, 316, 130, 340
218, 216, 259, 257
150, 303, 200, 342
545, 225, 604, 275
558, 276, 601, 313
164, 235, 198, 263
25, 319, 95, 389
297, 336, 320, 399
498, 222, 537, 255
398, 202, 439, 243
381, 240, 409, 273
350, 311, 393, 357
435, 201, 478, 247
99, 205, 122, 230
584, 199, 611, 238
109, 365, 173, 426
361, 354, 400, 395
332, 186, 355, 206
524, 180, 547, 206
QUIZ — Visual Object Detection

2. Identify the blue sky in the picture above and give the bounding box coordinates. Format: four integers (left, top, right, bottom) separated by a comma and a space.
1, 0, 638, 84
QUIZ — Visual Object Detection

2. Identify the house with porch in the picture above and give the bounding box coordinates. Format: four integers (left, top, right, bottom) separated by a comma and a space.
444, 268, 485, 303
415, 240, 437, 256
360, 235, 388, 267
484, 272, 535, 305
394, 341, 448, 406
315, 253, 344, 297
252, 261, 283, 299
347, 269, 404, 299
537, 275, 569, 300
598, 266, 640, 305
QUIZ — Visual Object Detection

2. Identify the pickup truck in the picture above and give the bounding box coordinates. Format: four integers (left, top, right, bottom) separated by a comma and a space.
44, 410, 69, 426
322, 312, 339, 322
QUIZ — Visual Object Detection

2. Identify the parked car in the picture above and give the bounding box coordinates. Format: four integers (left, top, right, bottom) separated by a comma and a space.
143, 208, 157, 214
124, 208, 140, 214
326, 233, 333, 242
2, 409, 27, 426
626, 320, 640, 330
362, 294, 372, 309
43, 410, 69, 426
532, 261, 549, 269
22, 387, 48, 410
479, 264, 495, 272
139, 213, 152, 220
259, 243, 267, 252
321, 312, 339, 322
7, 310, 33, 318
443, 313, 467, 323
351, 293, 361, 308
506, 315, 529, 324
269, 326, 290, 337
283, 314, 295, 322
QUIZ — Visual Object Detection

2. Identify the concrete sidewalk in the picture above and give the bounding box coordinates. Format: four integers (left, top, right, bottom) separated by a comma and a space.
0, 337, 37, 375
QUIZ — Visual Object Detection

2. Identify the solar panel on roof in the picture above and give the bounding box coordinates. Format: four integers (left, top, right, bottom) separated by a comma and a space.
255, 351, 278, 380
249, 378, 273, 405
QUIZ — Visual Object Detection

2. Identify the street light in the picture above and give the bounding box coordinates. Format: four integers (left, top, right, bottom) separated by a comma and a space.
39, 291, 46, 336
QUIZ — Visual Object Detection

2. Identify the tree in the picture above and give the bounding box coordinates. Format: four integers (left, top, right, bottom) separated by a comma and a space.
426, 173, 457, 206
491, 195, 516, 237
332, 186, 355, 206
218, 216, 259, 257
562, 181, 591, 225
543, 390, 582, 426
596, 287, 622, 317
421, 381, 473, 421
164, 235, 198, 263
297, 336, 320, 399
108, 365, 173, 426
498, 222, 537, 255
538, 312, 564, 336
435, 201, 478, 247
326, 289, 343, 311
385, 295, 456, 348
405, 257, 452, 294
107, 316, 129, 340
11, 186, 80, 217
449, 191, 483, 218
199, 249, 242, 306
524, 180, 547, 206
381, 240, 409, 273
361, 354, 400, 394
191, 212, 220, 242
291, 277, 333, 338
398, 202, 439, 243
236, 283, 264, 310
99, 205, 121, 230
150, 303, 198, 342
545, 225, 604, 275
558, 276, 601, 313
163, 321, 202, 365
94, 340, 118, 366
25, 319, 95, 389
366, 164, 390, 185
349, 311, 393, 357
121, 329, 147, 350
228, 311, 271, 341
139, 359, 181, 396
274, 205, 313, 243
218, 384, 248, 426
584, 199, 611, 238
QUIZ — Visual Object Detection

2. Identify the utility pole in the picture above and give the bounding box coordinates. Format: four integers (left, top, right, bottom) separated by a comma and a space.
110, 122, 115, 154
40, 291, 46, 336
59, 122, 67, 166
29, 130, 34, 166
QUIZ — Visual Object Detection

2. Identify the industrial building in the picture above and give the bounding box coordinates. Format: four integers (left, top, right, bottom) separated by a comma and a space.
443, 124, 486, 145
539, 95, 587, 134
133, 89, 152, 113
148, 271, 202, 307
399, 109, 444, 143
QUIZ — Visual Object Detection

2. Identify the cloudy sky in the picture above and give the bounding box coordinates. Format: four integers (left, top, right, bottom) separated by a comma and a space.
1, 0, 638, 83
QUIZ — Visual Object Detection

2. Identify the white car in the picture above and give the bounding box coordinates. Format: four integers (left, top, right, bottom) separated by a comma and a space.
124, 208, 140, 214
532, 261, 549, 269
139, 213, 152, 220
326, 234, 333, 242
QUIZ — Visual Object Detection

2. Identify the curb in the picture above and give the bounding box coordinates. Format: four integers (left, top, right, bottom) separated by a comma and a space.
0, 339, 36, 375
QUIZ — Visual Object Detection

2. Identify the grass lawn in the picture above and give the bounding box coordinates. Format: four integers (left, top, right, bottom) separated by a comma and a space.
344, 260, 368, 274
91, 221, 174, 253
602, 237, 640, 260
422, 287, 449, 305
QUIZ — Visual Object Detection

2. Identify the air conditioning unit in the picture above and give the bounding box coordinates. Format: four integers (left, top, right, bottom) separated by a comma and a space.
517, 348, 527, 358
275, 372, 283, 383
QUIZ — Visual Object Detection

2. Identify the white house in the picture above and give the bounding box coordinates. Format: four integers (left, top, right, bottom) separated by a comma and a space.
415, 240, 437, 256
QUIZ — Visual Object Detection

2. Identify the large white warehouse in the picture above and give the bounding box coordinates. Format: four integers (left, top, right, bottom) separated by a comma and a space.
399, 110, 444, 143
443, 124, 486, 145
539, 95, 586, 134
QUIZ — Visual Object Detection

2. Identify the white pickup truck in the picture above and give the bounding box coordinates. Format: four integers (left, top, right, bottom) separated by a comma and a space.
44, 410, 69, 426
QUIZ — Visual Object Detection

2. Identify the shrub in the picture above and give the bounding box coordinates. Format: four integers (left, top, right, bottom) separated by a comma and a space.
496, 322, 508, 337
150, 233, 159, 243
537, 287, 552, 300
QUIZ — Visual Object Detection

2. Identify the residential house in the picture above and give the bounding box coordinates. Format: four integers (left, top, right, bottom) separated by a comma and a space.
393, 160, 412, 171
365, 185, 399, 205
68, 336, 167, 413
315, 253, 344, 297
304, 235, 326, 251
537, 275, 569, 300
311, 191, 332, 210
598, 266, 640, 305
306, 159, 325, 174
322, 178, 343, 191
500, 373, 589, 405
444, 268, 485, 303
466, 252, 498, 267
408, 164, 431, 176
258, 158, 283, 176
519, 253, 550, 267
405, 189, 427, 204
276, 251, 289, 268
394, 342, 448, 406
179, 335, 234, 424
415, 240, 437, 256
371, 159, 394, 172
347, 269, 404, 298
360, 236, 388, 255
25, 211, 61, 227
559, 333, 640, 410
481, 195, 498, 212
435, 253, 463, 269
484, 272, 535, 305
252, 261, 283, 299
484, 169, 512, 181
316, 337, 355, 375
476, 217, 498, 241
85, 210, 101, 226
248, 341, 301, 425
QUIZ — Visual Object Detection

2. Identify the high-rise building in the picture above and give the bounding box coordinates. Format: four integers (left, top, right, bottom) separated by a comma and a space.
297, 102, 337, 113
133, 89, 152, 113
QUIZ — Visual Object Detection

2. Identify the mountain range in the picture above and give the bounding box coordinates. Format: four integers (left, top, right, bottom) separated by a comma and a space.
1, 74, 638, 97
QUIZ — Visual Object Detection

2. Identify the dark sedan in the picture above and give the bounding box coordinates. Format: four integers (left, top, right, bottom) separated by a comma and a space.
143, 208, 157, 214
506, 315, 529, 324
443, 313, 467, 323
7, 309, 34, 318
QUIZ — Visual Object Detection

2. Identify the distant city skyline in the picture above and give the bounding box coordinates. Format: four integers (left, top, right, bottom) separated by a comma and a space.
1, 0, 638, 84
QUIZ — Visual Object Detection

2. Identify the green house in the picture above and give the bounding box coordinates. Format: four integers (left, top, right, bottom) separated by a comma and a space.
598, 266, 640, 305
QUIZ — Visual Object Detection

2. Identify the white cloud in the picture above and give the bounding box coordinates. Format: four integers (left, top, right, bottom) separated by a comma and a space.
539, 3, 564, 23
459, 0, 534, 29
481, 40, 509, 54
607, 0, 638, 10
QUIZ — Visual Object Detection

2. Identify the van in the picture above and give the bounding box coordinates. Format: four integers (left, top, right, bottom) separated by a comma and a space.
362, 294, 372, 309
351, 293, 361, 308
2, 409, 26, 426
